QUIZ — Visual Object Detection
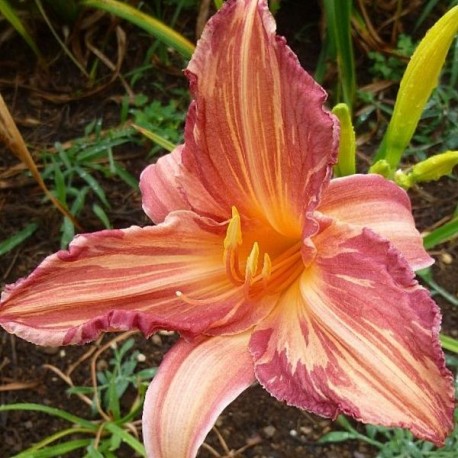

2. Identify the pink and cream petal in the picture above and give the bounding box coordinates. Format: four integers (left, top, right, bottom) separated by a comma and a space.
143, 333, 255, 458
183, 0, 339, 236
140, 145, 227, 224
250, 223, 454, 445
0, 212, 270, 346
140, 146, 190, 224
318, 174, 432, 270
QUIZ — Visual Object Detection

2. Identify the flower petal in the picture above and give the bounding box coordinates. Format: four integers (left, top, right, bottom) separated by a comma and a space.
140, 146, 190, 224
250, 223, 454, 445
143, 333, 254, 458
140, 146, 227, 224
0, 212, 272, 346
318, 174, 432, 270
183, 0, 339, 235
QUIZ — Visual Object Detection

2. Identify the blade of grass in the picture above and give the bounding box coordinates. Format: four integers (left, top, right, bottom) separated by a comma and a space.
82, 0, 195, 59
112, 162, 138, 189
418, 269, 458, 307
0, 222, 38, 256
0, 0, 41, 57
103, 422, 146, 456
34, 0, 89, 77
13, 427, 94, 456
12, 439, 92, 458
74, 166, 110, 208
423, 217, 458, 249
414, 0, 441, 31
0, 95, 82, 231
334, 415, 383, 448
132, 123, 176, 152
440, 334, 458, 354
0, 403, 97, 430
92, 203, 112, 229
322, 0, 356, 110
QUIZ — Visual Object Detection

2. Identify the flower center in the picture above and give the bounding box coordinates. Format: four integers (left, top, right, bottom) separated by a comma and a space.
223, 207, 303, 297
175, 207, 305, 306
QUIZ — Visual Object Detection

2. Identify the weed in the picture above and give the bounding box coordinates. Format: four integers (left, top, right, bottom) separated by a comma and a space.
0, 333, 155, 457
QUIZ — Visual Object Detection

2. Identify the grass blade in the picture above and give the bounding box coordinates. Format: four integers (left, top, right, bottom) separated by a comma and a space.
34, 0, 88, 77
0, 222, 38, 256
0, 403, 96, 430
0, 0, 41, 56
13, 427, 93, 456
12, 439, 92, 458
82, 0, 195, 59
440, 334, 458, 354
418, 268, 458, 307
103, 422, 146, 456
423, 217, 458, 249
322, 0, 356, 110
132, 123, 176, 152
0, 95, 82, 231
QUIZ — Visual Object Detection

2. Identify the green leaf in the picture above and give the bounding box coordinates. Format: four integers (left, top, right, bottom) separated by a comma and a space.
13, 439, 92, 458
82, 0, 195, 59
84, 444, 105, 458
132, 123, 177, 152
103, 423, 146, 456
417, 268, 458, 307
92, 203, 112, 229
0, 222, 38, 256
112, 163, 138, 189
441, 334, 458, 354
75, 166, 110, 208
321, 0, 356, 110
0, 403, 96, 429
60, 216, 75, 249
52, 159, 67, 204
70, 186, 90, 215
0, 0, 41, 56
318, 431, 358, 443
423, 216, 458, 249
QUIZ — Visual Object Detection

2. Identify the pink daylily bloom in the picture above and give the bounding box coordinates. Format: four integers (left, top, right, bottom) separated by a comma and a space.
0, 0, 454, 456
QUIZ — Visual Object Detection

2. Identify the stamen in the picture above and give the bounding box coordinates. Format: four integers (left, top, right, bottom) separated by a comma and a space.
261, 253, 272, 282
245, 242, 259, 285
224, 206, 242, 250
223, 206, 244, 285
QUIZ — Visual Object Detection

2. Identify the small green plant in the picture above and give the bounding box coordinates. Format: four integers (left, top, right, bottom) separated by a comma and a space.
125, 94, 187, 155
69, 336, 156, 419
320, 392, 458, 458
368, 34, 416, 82
40, 119, 138, 247
34, 94, 187, 248
0, 333, 155, 457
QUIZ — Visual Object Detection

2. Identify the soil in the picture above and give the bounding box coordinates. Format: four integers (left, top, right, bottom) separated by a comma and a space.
0, 1, 457, 457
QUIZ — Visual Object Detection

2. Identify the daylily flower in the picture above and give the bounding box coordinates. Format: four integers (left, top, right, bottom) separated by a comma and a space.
0, 0, 454, 456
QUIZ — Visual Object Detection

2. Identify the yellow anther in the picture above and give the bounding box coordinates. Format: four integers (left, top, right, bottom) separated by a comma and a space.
223, 206, 244, 285
261, 253, 272, 281
224, 206, 242, 249
245, 242, 259, 284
